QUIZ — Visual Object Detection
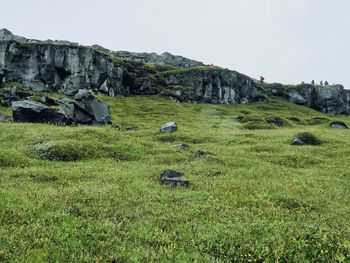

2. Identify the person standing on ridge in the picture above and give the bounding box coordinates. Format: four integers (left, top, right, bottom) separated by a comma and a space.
260, 76, 265, 83
311, 80, 315, 85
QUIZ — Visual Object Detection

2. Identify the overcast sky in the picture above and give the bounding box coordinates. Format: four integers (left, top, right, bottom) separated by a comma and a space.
1, 0, 349, 87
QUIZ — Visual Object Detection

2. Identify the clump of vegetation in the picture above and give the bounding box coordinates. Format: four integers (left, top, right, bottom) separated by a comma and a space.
292, 132, 322, 145
307, 117, 331, 125
29, 140, 128, 161
0, 149, 32, 168
287, 116, 305, 124
1, 95, 350, 262
265, 116, 288, 127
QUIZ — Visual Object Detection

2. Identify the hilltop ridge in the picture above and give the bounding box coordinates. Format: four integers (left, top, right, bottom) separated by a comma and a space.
0, 28, 349, 114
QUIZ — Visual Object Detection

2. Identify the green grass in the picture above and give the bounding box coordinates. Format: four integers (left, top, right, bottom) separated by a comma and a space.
1, 96, 350, 262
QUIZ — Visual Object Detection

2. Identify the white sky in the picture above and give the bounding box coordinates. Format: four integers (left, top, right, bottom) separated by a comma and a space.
1, 0, 349, 87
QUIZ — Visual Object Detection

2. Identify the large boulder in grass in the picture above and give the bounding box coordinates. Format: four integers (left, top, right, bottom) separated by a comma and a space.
12, 100, 70, 125
11, 90, 111, 125
73, 89, 112, 125
160, 121, 177, 133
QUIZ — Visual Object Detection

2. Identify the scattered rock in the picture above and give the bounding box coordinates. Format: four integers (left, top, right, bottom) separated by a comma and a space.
126, 125, 139, 131
0, 114, 11, 121
195, 150, 206, 158
0, 87, 32, 106
330, 121, 348, 129
12, 100, 70, 125
171, 143, 189, 149
160, 121, 177, 133
160, 169, 190, 187
291, 132, 321, 146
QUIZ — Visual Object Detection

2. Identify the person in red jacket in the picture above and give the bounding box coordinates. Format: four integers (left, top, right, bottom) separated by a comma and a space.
260, 76, 265, 83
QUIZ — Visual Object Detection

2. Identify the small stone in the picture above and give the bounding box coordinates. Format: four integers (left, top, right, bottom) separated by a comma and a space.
330, 121, 348, 129
160, 121, 177, 133
331, 124, 347, 129
195, 150, 206, 157
160, 169, 189, 187
291, 138, 305, 145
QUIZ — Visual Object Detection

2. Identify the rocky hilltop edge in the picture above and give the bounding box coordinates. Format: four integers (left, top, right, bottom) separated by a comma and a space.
1, 28, 349, 116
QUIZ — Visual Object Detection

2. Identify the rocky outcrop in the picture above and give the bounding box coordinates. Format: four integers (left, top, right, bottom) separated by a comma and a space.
1, 29, 350, 115
159, 69, 267, 104
269, 84, 350, 114
0, 29, 266, 106
12, 89, 111, 125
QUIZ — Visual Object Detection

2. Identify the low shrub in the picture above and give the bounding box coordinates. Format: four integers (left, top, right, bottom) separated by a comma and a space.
292, 132, 322, 145
29, 140, 128, 162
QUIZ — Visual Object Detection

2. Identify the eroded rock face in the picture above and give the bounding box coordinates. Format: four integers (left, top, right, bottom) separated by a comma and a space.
0, 40, 126, 97
161, 69, 266, 104
270, 84, 350, 114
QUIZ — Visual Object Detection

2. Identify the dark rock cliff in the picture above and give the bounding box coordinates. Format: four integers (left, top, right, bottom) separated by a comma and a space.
0, 29, 349, 114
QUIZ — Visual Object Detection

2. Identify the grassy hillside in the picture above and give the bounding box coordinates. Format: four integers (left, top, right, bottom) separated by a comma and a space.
1, 96, 350, 262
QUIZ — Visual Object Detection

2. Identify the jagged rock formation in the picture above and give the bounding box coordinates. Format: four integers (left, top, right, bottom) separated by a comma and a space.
269, 83, 350, 114
12, 89, 111, 125
159, 68, 266, 104
0, 29, 349, 114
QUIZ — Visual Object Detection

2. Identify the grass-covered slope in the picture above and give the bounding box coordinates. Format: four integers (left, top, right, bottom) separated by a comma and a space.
1, 96, 350, 262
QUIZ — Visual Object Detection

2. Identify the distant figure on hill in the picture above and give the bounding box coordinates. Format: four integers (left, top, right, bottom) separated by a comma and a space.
301, 81, 305, 84
210, 63, 216, 69
320, 81, 323, 86
311, 80, 315, 85
325, 81, 329, 86
260, 76, 265, 83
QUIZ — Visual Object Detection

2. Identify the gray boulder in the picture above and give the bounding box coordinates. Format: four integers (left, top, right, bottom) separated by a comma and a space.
12, 100, 70, 125
160, 121, 177, 133
160, 169, 190, 187
330, 121, 348, 129
73, 89, 111, 124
